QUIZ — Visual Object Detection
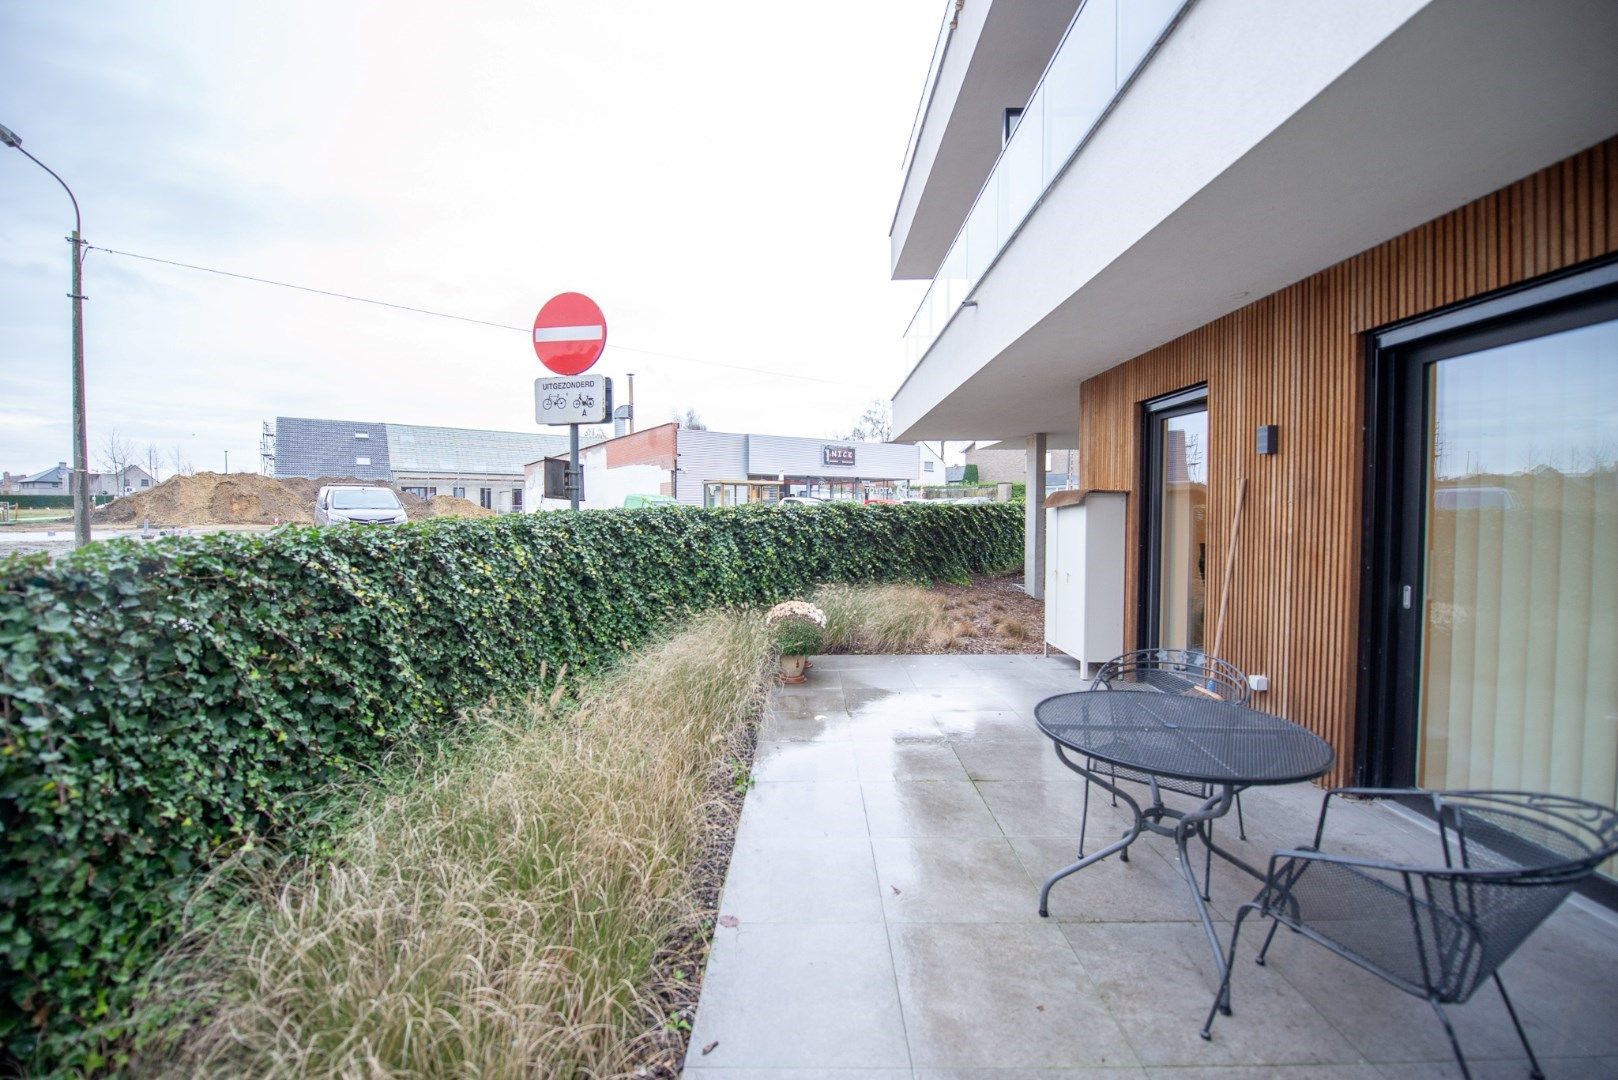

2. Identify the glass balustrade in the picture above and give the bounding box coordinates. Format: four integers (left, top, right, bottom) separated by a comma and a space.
901, 0, 1187, 375
900, 0, 962, 176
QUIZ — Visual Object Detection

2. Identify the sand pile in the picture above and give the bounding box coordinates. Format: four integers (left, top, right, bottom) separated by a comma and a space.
94, 472, 314, 527
422, 495, 495, 519
93, 473, 499, 527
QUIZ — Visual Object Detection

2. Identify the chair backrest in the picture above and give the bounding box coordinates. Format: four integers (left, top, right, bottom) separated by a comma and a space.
1091, 648, 1251, 704
1411, 791, 1618, 1001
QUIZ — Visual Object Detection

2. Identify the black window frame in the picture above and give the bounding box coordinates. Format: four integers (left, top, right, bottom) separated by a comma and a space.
1138, 384, 1209, 650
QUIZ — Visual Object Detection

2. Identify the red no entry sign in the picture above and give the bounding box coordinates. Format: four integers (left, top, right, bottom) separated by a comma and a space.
532, 292, 607, 376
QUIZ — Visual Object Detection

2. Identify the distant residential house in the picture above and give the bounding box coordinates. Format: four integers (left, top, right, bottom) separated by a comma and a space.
962, 442, 1077, 488
916, 441, 948, 485
93, 466, 157, 497
11, 462, 154, 497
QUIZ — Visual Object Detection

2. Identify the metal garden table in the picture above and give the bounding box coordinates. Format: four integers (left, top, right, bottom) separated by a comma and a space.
1034, 688, 1335, 985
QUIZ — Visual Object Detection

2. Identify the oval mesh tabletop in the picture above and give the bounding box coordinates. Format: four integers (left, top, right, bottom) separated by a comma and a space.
1035, 689, 1335, 787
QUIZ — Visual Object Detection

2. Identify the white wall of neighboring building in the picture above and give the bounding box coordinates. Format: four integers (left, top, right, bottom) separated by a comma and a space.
745, 435, 918, 482
589, 460, 669, 510
915, 442, 947, 485
673, 429, 749, 506
526, 428, 928, 509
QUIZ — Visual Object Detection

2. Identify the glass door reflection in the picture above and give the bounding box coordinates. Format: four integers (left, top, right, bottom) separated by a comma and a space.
1144, 392, 1209, 652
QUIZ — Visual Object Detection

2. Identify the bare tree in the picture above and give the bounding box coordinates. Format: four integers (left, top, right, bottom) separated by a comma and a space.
143, 443, 164, 484
169, 444, 194, 477
846, 399, 893, 442
98, 429, 136, 493
673, 408, 707, 430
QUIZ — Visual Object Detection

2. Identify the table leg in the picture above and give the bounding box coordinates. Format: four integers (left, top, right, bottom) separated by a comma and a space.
1176, 787, 1238, 1007
1040, 745, 1148, 918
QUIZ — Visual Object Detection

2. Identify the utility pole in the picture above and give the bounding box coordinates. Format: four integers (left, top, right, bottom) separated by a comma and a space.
224, 450, 230, 473
627, 372, 636, 434
1, 122, 91, 546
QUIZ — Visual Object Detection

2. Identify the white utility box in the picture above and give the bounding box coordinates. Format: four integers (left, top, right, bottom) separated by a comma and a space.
1044, 490, 1126, 674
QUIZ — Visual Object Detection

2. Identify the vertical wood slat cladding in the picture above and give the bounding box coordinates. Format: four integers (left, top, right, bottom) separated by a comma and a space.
1078, 137, 1618, 786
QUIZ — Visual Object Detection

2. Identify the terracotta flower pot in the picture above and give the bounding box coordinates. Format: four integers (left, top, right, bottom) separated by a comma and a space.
778, 653, 808, 683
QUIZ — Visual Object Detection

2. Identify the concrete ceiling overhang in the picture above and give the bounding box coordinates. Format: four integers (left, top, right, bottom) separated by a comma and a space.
890, 0, 1082, 280
892, 0, 1618, 442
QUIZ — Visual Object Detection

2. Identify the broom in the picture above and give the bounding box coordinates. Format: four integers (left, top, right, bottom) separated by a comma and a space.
1196, 476, 1247, 696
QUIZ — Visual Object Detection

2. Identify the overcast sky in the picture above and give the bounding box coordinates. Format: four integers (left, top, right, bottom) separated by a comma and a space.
0, 0, 941, 477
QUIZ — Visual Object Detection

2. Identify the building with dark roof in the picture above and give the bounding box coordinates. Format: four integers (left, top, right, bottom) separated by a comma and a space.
272, 416, 582, 511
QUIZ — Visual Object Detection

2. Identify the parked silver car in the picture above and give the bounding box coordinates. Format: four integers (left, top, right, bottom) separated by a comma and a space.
315, 485, 407, 526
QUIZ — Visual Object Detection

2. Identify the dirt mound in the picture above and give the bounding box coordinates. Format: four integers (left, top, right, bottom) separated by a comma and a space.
93, 473, 501, 526
422, 495, 495, 519
93, 472, 314, 527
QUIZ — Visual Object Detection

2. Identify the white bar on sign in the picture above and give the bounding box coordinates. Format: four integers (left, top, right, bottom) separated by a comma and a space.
533, 324, 606, 342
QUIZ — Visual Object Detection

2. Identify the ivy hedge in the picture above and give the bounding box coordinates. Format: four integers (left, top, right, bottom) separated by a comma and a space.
0, 502, 1021, 1066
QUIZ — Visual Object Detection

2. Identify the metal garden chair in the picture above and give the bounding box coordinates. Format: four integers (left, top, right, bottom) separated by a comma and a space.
1201, 788, 1618, 1080
1078, 648, 1253, 896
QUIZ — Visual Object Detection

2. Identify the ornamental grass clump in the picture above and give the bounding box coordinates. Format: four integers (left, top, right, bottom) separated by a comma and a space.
812, 582, 954, 653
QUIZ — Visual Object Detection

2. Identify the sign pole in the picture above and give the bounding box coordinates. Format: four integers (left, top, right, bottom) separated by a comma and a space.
531, 291, 609, 512
569, 423, 580, 510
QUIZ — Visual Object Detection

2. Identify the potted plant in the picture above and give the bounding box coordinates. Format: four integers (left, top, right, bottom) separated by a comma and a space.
765, 600, 826, 683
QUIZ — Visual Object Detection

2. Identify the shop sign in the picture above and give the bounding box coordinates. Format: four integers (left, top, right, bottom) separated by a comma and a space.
822, 444, 856, 468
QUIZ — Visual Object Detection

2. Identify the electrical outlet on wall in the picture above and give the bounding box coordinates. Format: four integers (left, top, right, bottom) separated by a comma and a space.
1248, 674, 1270, 693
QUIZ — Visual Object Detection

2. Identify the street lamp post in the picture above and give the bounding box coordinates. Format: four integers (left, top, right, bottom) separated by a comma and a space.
1, 122, 92, 547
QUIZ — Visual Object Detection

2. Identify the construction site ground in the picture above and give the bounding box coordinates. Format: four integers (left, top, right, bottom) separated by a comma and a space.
1, 471, 496, 559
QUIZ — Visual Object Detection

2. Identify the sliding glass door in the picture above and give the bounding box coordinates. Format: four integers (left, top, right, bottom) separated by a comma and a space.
1366, 262, 1618, 880
1416, 317, 1618, 804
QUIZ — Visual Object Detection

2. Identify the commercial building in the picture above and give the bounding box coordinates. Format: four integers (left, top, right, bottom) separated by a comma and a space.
887, 0, 1617, 836
524, 423, 926, 510
272, 416, 582, 511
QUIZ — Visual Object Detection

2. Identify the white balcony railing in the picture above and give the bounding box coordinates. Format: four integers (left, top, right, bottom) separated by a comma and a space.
900, 0, 1190, 376
899, 0, 962, 176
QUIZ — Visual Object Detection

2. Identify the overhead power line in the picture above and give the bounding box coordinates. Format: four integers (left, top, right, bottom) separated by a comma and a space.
87, 245, 883, 390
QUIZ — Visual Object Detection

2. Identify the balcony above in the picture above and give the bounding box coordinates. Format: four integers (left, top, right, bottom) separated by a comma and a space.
890, 0, 1081, 281
892, 0, 1618, 442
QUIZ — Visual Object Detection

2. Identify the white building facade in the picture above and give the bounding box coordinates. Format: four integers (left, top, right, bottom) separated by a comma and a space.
525, 423, 928, 511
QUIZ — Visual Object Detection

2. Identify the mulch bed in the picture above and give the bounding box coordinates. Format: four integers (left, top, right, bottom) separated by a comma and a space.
621, 708, 759, 1076
928, 571, 1046, 654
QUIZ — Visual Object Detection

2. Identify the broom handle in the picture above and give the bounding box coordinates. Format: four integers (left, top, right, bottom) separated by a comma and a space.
1208, 477, 1247, 664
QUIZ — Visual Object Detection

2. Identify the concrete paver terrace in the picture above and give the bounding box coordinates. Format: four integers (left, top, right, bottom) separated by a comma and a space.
683, 654, 1618, 1079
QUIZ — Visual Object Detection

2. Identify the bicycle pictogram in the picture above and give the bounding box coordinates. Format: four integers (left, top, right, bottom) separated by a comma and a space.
542, 394, 569, 410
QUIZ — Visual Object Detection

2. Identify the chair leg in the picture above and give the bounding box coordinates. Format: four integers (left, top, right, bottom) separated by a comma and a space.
1492, 973, 1546, 1080
1427, 995, 1474, 1080
1235, 791, 1247, 841
1201, 904, 1256, 1040
1255, 918, 1282, 966
1078, 771, 1091, 859
1201, 817, 1214, 902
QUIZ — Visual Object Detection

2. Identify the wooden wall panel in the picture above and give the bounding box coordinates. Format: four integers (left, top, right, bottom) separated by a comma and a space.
1077, 137, 1618, 786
